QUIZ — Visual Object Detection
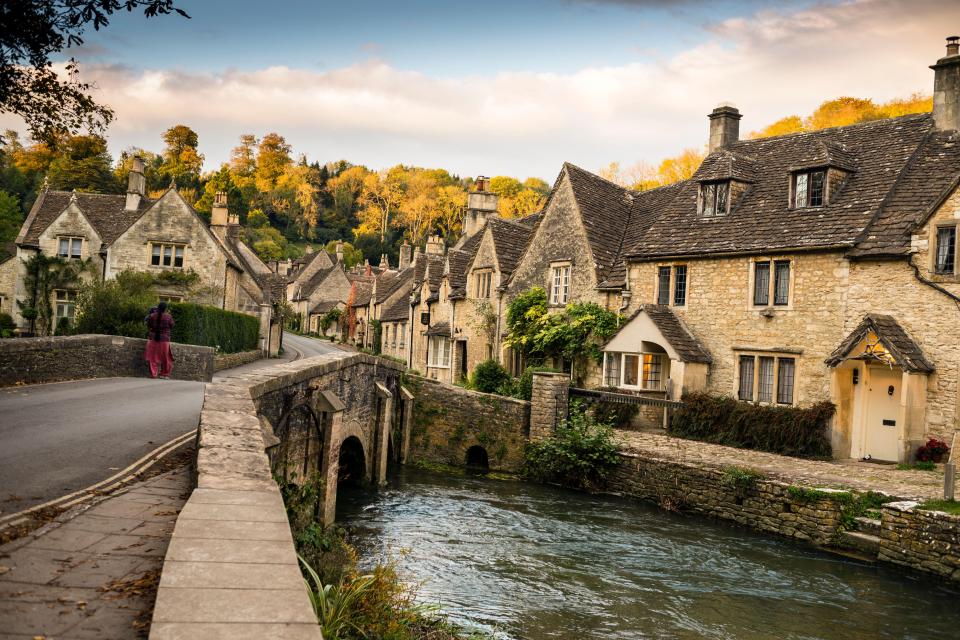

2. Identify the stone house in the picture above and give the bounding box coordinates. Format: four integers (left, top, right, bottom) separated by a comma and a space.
285, 243, 352, 335
599, 37, 960, 462
1, 160, 283, 353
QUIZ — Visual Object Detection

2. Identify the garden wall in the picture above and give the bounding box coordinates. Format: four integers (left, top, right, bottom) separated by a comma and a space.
407, 375, 530, 472
878, 502, 960, 581
213, 349, 263, 372
0, 334, 213, 386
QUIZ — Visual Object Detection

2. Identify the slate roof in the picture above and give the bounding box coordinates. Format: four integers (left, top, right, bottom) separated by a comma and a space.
424, 254, 445, 293
310, 299, 341, 315
608, 304, 712, 364
488, 217, 535, 280
626, 113, 937, 260
447, 248, 473, 300
381, 295, 411, 322
351, 281, 373, 307
825, 314, 934, 373
0, 241, 15, 264
425, 322, 450, 337
19, 190, 156, 246
850, 129, 960, 257
564, 163, 636, 280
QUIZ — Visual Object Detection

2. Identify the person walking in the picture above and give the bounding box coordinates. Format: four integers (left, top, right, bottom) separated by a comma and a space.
145, 302, 175, 379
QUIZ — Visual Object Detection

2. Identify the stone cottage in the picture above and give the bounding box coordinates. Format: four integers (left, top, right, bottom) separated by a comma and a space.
1, 160, 283, 353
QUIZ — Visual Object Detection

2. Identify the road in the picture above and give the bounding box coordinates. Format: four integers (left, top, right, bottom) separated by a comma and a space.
0, 332, 342, 515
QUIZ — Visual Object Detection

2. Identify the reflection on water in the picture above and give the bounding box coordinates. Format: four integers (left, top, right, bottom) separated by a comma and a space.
337, 468, 960, 640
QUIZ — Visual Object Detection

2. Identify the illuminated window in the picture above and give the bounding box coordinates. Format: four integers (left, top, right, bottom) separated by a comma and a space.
607, 352, 667, 391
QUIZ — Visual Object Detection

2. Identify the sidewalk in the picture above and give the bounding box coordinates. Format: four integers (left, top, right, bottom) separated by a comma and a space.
0, 466, 191, 639
616, 429, 946, 500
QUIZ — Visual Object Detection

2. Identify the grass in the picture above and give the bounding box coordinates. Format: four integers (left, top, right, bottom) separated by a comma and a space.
896, 461, 937, 471
917, 500, 960, 515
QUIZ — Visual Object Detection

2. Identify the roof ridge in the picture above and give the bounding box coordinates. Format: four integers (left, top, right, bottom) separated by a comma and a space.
738, 112, 931, 145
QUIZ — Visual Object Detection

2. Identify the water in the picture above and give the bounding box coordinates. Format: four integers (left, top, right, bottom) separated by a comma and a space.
337, 468, 960, 640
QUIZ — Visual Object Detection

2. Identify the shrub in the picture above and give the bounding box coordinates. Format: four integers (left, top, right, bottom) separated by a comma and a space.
669, 392, 833, 459
54, 316, 72, 335
916, 438, 950, 462
522, 402, 621, 492
168, 302, 260, 353
470, 359, 511, 393
74, 271, 156, 338
0, 312, 16, 338
592, 386, 640, 427
508, 365, 560, 401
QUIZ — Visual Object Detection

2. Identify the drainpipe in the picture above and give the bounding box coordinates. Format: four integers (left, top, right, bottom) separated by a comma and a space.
910, 256, 960, 310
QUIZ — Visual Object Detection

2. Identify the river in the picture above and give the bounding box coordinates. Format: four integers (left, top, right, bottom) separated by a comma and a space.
337, 467, 960, 640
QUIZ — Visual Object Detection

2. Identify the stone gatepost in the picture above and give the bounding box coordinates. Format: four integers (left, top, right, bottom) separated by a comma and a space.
314, 389, 345, 527
529, 372, 569, 442
374, 382, 394, 486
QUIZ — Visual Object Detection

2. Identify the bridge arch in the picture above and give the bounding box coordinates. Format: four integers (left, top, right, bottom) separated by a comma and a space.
272, 401, 323, 482
466, 445, 490, 471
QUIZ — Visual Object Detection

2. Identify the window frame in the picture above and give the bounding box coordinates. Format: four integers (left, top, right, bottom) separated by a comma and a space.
57, 236, 84, 259
605, 351, 668, 391
751, 258, 792, 309
698, 180, 731, 217
934, 224, 957, 276
474, 270, 493, 299
149, 242, 186, 269
654, 263, 688, 308
792, 169, 827, 209
428, 335, 451, 368
549, 263, 571, 306
54, 289, 78, 321
735, 351, 797, 405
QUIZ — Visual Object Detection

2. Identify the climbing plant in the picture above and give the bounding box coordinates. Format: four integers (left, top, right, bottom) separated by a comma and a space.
17, 253, 92, 336
318, 307, 342, 335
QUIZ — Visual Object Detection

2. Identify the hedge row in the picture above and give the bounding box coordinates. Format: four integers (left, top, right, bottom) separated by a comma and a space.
669, 392, 834, 459
168, 302, 260, 353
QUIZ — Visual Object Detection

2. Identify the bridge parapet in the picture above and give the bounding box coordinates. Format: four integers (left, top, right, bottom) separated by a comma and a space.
149, 351, 405, 639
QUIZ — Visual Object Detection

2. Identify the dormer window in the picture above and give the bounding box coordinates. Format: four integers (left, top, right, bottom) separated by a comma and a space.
699, 181, 729, 217
793, 170, 825, 208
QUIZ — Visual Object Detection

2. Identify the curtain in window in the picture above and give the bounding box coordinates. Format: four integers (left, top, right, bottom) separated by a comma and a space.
70, 238, 82, 258
738, 356, 754, 400
758, 357, 774, 403
936, 227, 956, 273
777, 358, 795, 404
623, 354, 640, 386
773, 261, 790, 305
604, 353, 621, 387
58, 238, 69, 257
152, 245, 161, 265
753, 262, 770, 305
657, 267, 671, 305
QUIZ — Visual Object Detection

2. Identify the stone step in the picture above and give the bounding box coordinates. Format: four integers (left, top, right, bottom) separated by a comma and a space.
853, 516, 881, 536
837, 530, 880, 557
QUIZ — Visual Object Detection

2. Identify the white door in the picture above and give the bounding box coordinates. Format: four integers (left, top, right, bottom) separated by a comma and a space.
863, 366, 902, 461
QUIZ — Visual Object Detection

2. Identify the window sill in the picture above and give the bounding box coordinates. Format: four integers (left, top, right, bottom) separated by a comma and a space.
929, 272, 960, 283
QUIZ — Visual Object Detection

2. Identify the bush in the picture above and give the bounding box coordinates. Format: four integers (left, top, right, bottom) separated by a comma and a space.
507, 365, 560, 401
0, 312, 16, 338
522, 402, 621, 492
592, 386, 640, 427
470, 359, 511, 393
669, 392, 833, 459
168, 302, 260, 353
74, 271, 156, 338
915, 438, 950, 462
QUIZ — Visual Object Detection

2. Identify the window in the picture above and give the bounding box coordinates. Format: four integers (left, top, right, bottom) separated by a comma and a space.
150, 243, 185, 268
474, 271, 493, 298
57, 237, 83, 259
55, 290, 77, 321
699, 181, 730, 217
606, 352, 667, 391
604, 352, 621, 387
428, 335, 451, 368
398, 323, 405, 348
753, 260, 790, 307
656, 264, 688, 306
935, 227, 956, 274
550, 264, 570, 305
737, 353, 797, 404
793, 170, 826, 208
673, 265, 687, 307
657, 267, 671, 305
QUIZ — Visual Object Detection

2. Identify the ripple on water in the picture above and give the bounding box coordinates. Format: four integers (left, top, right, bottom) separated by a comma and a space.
338, 469, 960, 640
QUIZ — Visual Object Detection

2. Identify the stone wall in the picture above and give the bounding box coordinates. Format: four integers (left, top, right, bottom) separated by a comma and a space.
530, 372, 569, 442
213, 349, 263, 372
878, 501, 960, 580
407, 375, 530, 472
0, 334, 214, 386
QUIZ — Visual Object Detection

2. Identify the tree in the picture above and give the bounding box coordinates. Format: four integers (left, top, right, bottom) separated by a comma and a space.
254, 133, 293, 193
0, 1, 189, 143
0, 190, 23, 242
159, 124, 203, 190
17, 252, 92, 335
324, 240, 363, 269
749, 115, 804, 139
114, 147, 164, 193
46, 134, 119, 193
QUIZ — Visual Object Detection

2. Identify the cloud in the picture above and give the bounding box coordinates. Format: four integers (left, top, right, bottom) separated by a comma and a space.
3, 0, 958, 179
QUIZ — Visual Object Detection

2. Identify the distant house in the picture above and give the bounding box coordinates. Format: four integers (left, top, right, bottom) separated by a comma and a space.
0, 158, 284, 353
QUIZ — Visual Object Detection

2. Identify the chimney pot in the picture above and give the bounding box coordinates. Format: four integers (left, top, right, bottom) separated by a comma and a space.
932, 36, 960, 131
708, 104, 742, 154
125, 155, 146, 210
211, 190, 229, 227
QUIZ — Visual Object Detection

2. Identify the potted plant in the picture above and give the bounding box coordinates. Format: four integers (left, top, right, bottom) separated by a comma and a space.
916, 438, 951, 463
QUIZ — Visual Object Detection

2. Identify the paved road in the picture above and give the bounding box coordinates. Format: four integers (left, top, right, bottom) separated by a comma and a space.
0, 332, 343, 515
0, 377, 203, 514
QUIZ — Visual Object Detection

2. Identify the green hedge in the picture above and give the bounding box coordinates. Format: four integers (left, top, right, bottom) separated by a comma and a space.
669, 392, 833, 459
168, 303, 260, 353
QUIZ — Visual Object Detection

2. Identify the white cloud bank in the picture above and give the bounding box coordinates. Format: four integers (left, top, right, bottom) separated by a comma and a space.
4, 0, 959, 179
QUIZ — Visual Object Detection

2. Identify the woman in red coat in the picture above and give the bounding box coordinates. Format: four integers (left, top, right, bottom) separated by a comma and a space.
145, 302, 175, 379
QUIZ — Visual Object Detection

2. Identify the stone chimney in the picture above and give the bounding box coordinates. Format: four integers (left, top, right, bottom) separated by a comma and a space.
461, 175, 499, 241
125, 156, 145, 211
211, 191, 229, 226
412, 246, 421, 266
708, 104, 742, 153
425, 233, 445, 256
398, 240, 412, 270
932, 36, 960, 131
335, 240, 344, 263
380, 252, 389, 269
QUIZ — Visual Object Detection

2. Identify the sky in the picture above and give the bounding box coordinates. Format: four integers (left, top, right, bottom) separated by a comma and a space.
5, 0, 960, 181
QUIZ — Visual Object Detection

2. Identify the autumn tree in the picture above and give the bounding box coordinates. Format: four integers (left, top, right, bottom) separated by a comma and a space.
115, 148, 164, 195
254, 133, 293, 193
46, 134, 119, 193
159, 125, 203, 191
